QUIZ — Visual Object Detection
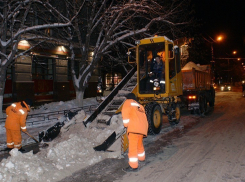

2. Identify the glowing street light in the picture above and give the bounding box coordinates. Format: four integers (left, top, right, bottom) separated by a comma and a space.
211, 35, 224, 63
233, 51, 237, 54
217, 36, 223, 42
238, 58, 241, 61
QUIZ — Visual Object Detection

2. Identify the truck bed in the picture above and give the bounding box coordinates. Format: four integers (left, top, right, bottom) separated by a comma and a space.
182, 68, 211, 91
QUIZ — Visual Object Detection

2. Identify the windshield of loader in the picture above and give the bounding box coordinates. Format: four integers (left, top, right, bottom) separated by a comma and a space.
138, 42, 166, 94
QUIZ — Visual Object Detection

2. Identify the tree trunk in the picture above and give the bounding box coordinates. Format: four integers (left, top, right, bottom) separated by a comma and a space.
0, 96, 3, 118
0, 68, 6, 117
76, 90, 84, 107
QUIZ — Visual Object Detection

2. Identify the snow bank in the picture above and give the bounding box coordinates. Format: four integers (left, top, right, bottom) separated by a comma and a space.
30, 98, 98, 114
0, 98, 124, 182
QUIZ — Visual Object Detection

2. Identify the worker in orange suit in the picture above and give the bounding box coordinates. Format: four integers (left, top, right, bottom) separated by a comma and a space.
5, 101, 30, 152
121, 93, 148, 172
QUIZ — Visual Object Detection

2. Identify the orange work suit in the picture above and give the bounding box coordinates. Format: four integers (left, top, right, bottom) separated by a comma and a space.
121, 99, 148, 169
5, 102, 29, 149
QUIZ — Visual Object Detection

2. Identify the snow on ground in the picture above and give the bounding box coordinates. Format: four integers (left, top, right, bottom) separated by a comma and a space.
30, 97, 99, 115
0, 98, 99, 147
0, 98, 127, 182
0, 97, 197, 182
116, 89, 245, 182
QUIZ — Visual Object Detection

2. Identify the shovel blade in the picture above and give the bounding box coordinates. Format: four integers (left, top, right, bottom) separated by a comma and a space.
94, 132, 116, 151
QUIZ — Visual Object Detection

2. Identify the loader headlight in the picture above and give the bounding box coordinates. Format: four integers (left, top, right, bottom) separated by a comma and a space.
228, 86, 231, 90
221, 86, 224, 91
153, 87, 160, 91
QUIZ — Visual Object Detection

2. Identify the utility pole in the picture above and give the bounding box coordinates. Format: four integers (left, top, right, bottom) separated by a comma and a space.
210, 43, 215, 84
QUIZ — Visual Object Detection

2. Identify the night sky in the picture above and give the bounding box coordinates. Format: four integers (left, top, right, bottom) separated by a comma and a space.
193, 0, 245, 58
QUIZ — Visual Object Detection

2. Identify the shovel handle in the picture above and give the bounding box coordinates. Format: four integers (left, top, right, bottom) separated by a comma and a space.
22, 131, 39, 143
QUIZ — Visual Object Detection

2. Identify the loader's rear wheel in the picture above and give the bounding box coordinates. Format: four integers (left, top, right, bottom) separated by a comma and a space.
145, 102, 162, 135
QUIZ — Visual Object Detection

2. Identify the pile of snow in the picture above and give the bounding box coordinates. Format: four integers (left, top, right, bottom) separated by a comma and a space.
30, 98, 99, 114
0, 98, 99, 144
182, 61, 209, 72
0, 98, 125, 182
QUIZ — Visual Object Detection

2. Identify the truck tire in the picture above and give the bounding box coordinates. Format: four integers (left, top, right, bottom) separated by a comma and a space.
168, 103, 181, 125
145, 102, 162, 135
199, 96, 207, 115
209, 88, 215, 107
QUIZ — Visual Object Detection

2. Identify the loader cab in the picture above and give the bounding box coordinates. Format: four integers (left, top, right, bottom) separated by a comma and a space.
138, 42, 166, 94
133, 36, 182, 99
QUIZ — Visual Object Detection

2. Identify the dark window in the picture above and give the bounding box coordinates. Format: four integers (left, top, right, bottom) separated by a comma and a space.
32, 56, 54, 80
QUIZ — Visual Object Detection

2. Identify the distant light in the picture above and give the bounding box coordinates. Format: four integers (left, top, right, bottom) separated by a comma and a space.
233, 51, 237, 54
238, 58, 241, 61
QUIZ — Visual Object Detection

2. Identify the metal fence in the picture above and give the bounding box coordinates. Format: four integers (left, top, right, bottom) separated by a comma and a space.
0, 104, 98, 126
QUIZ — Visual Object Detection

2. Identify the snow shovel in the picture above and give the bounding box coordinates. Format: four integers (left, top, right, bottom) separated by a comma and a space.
23, 131, 39, 143
94, 128, 126, 151
22, 131, 49, 148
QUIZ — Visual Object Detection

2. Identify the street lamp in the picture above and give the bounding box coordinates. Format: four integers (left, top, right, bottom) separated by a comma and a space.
233, 51, 237, 55
217, 36, 223, 42
210, 35, 224, 84
211, 35, 224, 63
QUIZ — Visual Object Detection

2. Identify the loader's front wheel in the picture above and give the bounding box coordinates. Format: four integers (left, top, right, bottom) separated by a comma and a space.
168, 103, 181, 125
145, 102, 162, 135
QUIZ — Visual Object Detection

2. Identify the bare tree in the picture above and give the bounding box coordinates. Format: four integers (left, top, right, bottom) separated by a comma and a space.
66, 0, 190, 106
0, 0, 82, 115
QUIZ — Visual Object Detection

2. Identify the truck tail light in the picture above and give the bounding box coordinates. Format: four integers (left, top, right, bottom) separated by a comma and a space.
188, 95, 196, 99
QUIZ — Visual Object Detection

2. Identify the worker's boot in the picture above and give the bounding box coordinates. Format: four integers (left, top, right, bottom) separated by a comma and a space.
122, 166, 139, 172
6, 147, 13, 151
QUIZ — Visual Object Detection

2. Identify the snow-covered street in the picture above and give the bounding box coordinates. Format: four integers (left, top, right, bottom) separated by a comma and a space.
0, 87, 245, 182
115, 87, 245, 182
60, 87, 245, 182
